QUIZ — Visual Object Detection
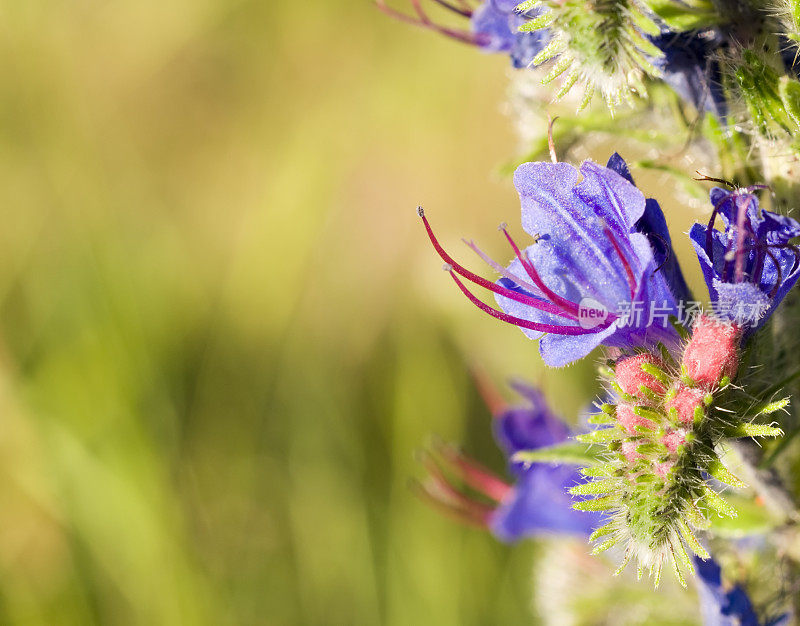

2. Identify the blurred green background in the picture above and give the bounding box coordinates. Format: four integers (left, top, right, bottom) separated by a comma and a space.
0, 2, 705, 624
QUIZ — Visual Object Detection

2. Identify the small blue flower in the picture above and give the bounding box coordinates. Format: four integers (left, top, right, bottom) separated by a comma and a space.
651, 29, 727, 117
490, 381, 603, 540
689, 187, 800, 329
415, 381, 602, 540
420, 154, 686, 367
470, 0, 549, 68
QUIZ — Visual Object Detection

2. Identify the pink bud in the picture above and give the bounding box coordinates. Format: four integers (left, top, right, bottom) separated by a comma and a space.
654, 461, 674, 479
666, 385, 705, 425
661, 429, 686, 454
682, 316, 740, 389
615, 354, 667, 397
621, 440, 643, 464
616, 404, 657, 435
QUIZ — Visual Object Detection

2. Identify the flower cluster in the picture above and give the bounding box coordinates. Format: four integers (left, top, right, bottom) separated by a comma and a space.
419, 152, 798, 598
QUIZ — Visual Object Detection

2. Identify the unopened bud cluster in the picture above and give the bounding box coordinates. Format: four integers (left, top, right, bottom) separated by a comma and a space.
573, 316, 784, 586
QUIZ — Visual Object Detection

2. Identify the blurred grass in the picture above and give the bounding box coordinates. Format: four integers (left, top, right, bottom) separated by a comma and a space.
0, 2, 704, 624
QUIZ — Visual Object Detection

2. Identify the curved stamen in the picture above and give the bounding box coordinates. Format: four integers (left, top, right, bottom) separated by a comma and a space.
435, 442, 512, 502
420, 209, 578, 319
603, 223, 637, 300
448, 270, 608, 336
429, 0, 473, 18
375, 0, 484, 45
498, 224, 582, 316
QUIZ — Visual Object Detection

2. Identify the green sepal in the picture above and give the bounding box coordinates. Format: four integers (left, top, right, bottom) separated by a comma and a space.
729, 423, 784, 438
588, 412, 615, 425
752, 398, 791, 417
569, 478, 618, 496
668, 546, 687, 588
519, 12, 554, 32
706, 459, 746, 489
589, 521, 616, 541
576, 427, 624, 444
592, 537, 619, 555
677, 519, 710, 559
573, 495, 617, 512
780, 77, 800, 129
512, 440, 605, 466
702, 486, 738, 518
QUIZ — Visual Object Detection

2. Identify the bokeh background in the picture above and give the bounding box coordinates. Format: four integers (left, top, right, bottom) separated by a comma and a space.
0, 2, 704, 624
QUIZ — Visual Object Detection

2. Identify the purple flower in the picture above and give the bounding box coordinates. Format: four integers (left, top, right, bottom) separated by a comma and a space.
490, 382, 603, 540
651, 28, 727, 117
689, 187, 800, 329
416, 381, 602, 541
470, 0, 549, 68
420, 154, 684, 367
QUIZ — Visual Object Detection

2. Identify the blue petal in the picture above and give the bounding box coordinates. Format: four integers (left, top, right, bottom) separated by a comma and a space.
490, 464, 603, 540
493, 382, 570, 463
694, 556, 760, 626
651, 29, 726, 117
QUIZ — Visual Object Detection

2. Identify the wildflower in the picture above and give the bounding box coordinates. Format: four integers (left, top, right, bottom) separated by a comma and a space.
419, 154, 686, 367
689, 186, 800, 329
415, 380, 603, 540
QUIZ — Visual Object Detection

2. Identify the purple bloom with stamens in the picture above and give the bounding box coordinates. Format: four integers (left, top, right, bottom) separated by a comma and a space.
690, 187, 800, 329
420, 154, 685, 367
471, 0, 549, 68
416, 381, 603, 540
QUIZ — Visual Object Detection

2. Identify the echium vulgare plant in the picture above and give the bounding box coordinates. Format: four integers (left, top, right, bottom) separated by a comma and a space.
378, 0, 800, 621
419, 151, 800, 602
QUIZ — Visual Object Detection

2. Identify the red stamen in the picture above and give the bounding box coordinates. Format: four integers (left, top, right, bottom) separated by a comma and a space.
410, 480, 492, 528
498, 224, 582, 316
448, 270, 604, 335
375, 0, 483, 45
419, 209, 578, 319
429, 0, 473, 18
603, 224, 637, 299
470, 366, 509, 416
437, 443, 513, 502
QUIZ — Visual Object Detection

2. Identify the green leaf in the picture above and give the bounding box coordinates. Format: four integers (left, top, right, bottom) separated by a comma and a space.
512, 440, 605, 466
